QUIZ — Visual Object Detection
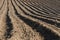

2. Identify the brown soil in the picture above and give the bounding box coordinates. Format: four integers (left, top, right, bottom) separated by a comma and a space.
0, 0, 60, 40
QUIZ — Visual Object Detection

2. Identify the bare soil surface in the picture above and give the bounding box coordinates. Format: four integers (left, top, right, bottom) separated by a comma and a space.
0, 0, 60, 40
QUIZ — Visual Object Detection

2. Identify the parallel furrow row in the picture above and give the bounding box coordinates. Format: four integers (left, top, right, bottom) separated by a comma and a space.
0, 0, 60, 40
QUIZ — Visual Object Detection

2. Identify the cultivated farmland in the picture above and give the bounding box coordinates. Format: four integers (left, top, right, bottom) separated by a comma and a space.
0, 0, 60, 40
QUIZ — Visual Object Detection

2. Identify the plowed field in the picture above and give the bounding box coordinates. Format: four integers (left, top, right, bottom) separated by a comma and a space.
0, 0, 60, 40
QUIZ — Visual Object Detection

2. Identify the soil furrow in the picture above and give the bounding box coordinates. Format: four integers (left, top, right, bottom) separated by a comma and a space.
5, 7, 13, 39
11, 0, 60, 40
14, 0, 60, 28
7, 0, 44, 40
24, 0, 60, 15
12, 0, 60, 37
0, 0, 5, 10
0, 0, 60, 40
0, 0, 7, 39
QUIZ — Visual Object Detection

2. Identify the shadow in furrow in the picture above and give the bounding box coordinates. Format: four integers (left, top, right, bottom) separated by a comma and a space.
27, 0, 59, 14
5, 7, 13, 39
14, 0, 60, 28
17, 0, 54, 17
18, 0, 50, 15
0, 0, 5, 10
20, 0, 58, 15
11, 0, 60, 40
38, 2, 60, 14
17, 0, 59, 19
25, 0, 58, 14
19, 0, 57, 15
